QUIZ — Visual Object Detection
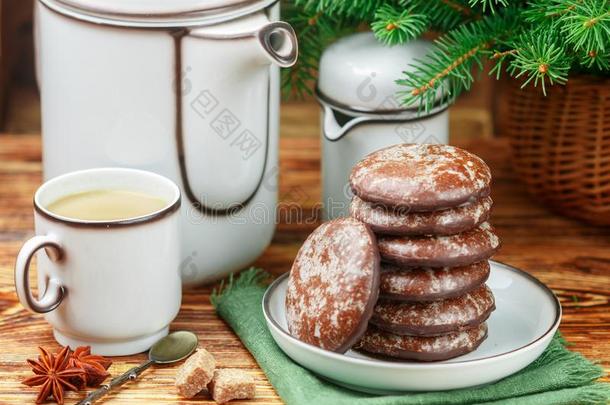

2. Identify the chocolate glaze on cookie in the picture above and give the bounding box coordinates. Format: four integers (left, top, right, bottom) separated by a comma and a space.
380, 261, 490, 302
355, 323, 488, 362
378, 222, 500, 267
370, 285, 495, 336
349, 144, 491, 212
350, 196, 492, 236
285, 217, 380, 353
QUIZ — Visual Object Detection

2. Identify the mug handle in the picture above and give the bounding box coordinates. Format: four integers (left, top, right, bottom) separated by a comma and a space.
14, 235, 65, 313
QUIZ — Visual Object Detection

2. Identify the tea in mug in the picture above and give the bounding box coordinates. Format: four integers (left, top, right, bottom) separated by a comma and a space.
46, 189, 167, 221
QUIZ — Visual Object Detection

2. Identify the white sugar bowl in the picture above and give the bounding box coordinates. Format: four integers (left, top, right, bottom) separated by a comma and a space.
317, 32, 450, 219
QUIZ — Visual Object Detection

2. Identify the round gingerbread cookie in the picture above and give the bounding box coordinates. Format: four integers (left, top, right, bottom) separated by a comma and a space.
380, 261, 490, 302
378, 222, 500, 267
355, 323, 488, 361
349, 144, 491, 212
285, 217, 380, 353
370, 285, 495, 336
350, 196, 492, 236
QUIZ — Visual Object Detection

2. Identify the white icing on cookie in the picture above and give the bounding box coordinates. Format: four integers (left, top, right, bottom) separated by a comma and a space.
350, 144, 491, 211
371, 285, 495, 335
351, 196, 493, 236
285, 217, 380, 352
378, 222, 500, 267
356, 323, 488, 361
380, 261, 490, 301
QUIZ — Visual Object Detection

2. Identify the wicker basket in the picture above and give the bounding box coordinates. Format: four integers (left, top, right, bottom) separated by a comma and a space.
504, 74, 610, 225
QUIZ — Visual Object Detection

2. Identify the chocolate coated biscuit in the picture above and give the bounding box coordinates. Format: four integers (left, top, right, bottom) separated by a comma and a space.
349, 144, 491, 212
355, 323, 488, 362
380, 261, 490, 302
285, 217, 380, 353
378, 222, 500, 267
350, 196, 492, 236
371, 285, 495, 336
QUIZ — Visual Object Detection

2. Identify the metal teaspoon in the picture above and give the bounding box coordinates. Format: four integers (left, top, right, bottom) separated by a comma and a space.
77, 330, 199, 405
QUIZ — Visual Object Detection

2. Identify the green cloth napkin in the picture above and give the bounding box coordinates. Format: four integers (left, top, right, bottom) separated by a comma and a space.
211, 269, 610, 405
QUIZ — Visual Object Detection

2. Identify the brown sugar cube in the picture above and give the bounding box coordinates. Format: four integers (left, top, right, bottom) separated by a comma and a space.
175, 348, 217, 398
208, 369, 256, 404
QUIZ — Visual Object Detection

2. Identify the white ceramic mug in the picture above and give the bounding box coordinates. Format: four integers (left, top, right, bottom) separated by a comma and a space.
14, 168, 182, 356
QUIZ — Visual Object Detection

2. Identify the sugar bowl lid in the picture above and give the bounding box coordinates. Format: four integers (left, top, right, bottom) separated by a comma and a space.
317, 32, 441, 113
40, 0, 278, 27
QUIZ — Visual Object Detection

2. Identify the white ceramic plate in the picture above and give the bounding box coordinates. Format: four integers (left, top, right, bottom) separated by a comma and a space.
263, 260, 561, 393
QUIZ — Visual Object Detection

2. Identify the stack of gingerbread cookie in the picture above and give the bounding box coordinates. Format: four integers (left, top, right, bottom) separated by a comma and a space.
285, 143, 500, 362
349, 143, 500, 361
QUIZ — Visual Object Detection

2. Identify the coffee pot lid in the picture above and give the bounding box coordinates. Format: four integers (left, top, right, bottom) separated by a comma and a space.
317, 32, 442, 113
40, 0, 278, 27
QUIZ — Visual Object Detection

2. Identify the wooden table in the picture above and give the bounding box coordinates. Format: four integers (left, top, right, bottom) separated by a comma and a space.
1, 123, 609, 403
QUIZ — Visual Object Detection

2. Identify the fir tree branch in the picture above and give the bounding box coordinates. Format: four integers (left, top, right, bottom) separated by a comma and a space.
524, 0, 578, 21
489, 48, 516, 78
468, 0, 509, 13
506, 31, 571, 94
372, 3, 429, 45
441, 0, 477, 16
281, 1, 358, 98
283, 0, 610, 104
548, 3, 577, 17
410, 43, 488, 97
295, 0, 387, 20
491, 49, 519, 58
412, 0, 477, 31
397, 8, 522, 110
577, 48, 610, 70
559, 0, 610, 52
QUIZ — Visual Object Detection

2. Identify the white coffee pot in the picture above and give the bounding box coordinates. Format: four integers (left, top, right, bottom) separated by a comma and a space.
34, 0, 297, 285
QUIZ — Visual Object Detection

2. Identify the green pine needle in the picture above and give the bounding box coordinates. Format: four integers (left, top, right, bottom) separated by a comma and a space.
468, 0, 509, 13
283, 0, 610, 108
295, 0, 386, 20
414, 0, 476, 31
281, 0, 358, 98
578, 48, 610, 70
507, 31, 570, 95
397, 8, 521, 111
372, 4, 429, 45
524, 0, 575, 21
559, 0, 610, 52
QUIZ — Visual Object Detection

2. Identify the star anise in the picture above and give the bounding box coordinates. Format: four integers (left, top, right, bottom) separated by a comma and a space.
22, 346, 86, 404
68, 346, 112, 388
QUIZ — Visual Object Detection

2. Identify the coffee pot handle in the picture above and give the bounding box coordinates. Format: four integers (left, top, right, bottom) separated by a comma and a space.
14, 235, 65, 313
256, 22, 298, 68
187, 19, 298, 68
177, 15, 297, 215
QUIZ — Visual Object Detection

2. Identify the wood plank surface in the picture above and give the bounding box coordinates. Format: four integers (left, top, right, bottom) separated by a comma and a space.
0, 104, 609, 404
